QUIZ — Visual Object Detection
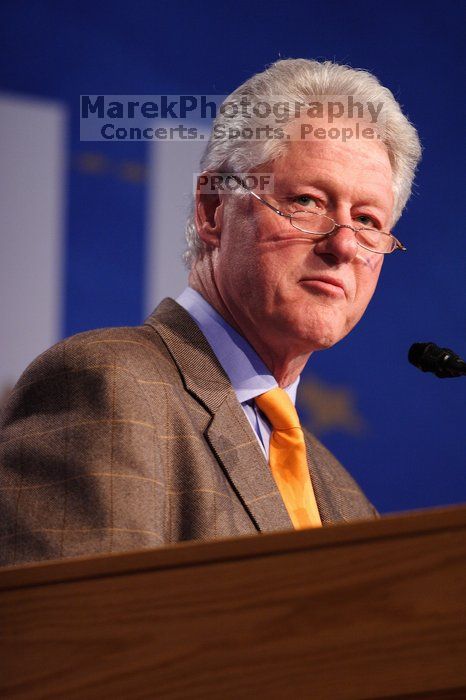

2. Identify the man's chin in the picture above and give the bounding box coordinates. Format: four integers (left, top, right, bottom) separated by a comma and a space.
306, 333, 341, 352
286, 314, 349, 352
279, 325, 345, 354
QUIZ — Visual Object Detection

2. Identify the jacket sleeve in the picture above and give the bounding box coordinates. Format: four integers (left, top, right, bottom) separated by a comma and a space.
0, 332, 169, 567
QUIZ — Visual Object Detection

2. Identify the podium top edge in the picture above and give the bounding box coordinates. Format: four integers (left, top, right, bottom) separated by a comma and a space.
1, 503, 465, 592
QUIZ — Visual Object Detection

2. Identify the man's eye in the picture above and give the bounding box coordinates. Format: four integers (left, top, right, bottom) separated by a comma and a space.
294, 195, 319, 208
356, 214, 379, 229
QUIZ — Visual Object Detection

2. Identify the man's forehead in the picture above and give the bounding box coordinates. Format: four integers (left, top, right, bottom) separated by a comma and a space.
271, 126, 393, 182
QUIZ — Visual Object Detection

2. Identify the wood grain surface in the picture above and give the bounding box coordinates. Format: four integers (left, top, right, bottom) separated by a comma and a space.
1, 505, 465, 700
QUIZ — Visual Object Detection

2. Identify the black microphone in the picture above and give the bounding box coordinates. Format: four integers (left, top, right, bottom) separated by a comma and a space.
408, 342, 466, 378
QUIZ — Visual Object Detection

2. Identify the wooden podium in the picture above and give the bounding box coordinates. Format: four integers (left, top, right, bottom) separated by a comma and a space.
1, 505, 465, 699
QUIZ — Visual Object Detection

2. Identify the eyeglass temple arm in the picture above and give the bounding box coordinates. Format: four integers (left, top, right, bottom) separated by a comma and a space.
231, 176, 289, 218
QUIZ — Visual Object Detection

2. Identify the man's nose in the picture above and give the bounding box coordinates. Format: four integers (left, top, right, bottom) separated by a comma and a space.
313, 222, 359, 263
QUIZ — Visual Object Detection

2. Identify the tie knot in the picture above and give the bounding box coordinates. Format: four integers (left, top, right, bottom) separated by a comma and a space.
255, 387, 301, 431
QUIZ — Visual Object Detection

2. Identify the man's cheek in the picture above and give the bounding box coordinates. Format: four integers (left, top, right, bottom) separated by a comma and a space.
356, 250, 383, 273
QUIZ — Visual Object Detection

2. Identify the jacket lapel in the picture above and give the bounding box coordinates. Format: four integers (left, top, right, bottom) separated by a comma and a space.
304, 430, 345, 525
145, 298, 292, 533
205, 396, 292, 532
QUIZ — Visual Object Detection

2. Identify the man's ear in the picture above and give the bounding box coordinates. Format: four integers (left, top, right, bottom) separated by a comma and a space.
194, 175, 223, 248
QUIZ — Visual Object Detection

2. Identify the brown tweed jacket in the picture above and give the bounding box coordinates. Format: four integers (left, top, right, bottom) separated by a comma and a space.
0, 298, 377, 566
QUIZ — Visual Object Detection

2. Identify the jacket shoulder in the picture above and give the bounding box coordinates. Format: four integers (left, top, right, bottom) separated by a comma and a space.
1, 323, 177, 429
17, 323, 168, 380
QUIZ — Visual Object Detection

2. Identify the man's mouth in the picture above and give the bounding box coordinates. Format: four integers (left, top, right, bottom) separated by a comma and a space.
300, 276, 347, 298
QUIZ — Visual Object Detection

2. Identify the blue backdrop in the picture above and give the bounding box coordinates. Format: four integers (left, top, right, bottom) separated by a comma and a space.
1, 0, 465, 514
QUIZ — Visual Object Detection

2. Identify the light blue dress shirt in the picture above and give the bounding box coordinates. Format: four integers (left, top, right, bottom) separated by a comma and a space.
176, 287, 300, 459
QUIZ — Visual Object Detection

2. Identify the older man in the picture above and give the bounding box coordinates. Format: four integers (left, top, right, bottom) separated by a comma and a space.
0, 59, 421, 566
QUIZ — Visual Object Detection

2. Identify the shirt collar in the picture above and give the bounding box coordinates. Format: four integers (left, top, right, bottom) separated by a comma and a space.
176, 287, 300, 405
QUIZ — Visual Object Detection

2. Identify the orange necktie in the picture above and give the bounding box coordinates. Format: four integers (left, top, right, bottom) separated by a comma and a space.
255, 388, 322, 529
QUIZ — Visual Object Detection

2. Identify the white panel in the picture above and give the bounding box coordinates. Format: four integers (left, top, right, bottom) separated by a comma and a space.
0, 94, 66, 396
145, 133, 209, 314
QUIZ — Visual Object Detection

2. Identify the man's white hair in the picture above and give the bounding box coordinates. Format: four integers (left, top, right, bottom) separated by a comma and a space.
184, 58, 422, 268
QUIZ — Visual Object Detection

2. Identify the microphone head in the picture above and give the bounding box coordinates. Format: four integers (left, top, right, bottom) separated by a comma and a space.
408, 342, 466, 378
408, 342, 436, 370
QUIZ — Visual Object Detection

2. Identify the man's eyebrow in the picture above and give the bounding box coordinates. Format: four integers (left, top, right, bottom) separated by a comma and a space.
277, 178, 328, 196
